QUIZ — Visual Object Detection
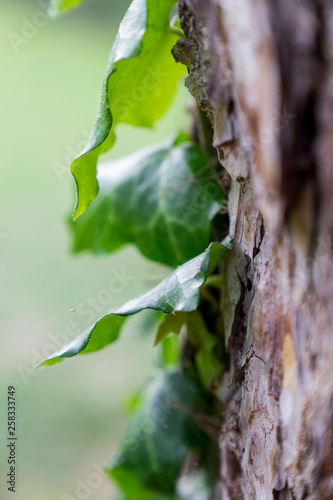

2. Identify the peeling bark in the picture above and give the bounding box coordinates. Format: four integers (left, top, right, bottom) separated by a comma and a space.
173, 1, 333, 498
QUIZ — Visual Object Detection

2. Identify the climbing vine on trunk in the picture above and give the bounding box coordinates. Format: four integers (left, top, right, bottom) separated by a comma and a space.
44, 0, 333, 498
42, 1, 232, 498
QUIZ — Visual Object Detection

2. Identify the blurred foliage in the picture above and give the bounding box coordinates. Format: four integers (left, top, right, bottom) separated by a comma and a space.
0, 0, 189, 499
1, 0, 230, 498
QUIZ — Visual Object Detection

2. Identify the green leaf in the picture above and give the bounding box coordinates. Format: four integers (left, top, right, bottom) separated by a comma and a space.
71, 135, 223, 266
71, 0, 185, 219
201, 275, 223, 290
156, 310, 223, 390
111, 466, 175, 500
48, 0, 84, 15
107, 371, 210, 498
154, 311, 188, 345
187, 311, 223, 390
160, 335, 181, 368
38, 242, 230, 367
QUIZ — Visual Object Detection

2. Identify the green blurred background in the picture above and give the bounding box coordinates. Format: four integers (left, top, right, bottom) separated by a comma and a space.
0, 1, 190, 498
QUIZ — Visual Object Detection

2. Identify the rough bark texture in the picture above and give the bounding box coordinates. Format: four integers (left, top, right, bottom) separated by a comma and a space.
173, 1, 333, 498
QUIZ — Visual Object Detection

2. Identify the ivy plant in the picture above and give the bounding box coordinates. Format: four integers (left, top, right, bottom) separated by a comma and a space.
107, 371, 213, 500
70, 0, 185, 219
70, 133, 223, 267
44, 0, 231, 498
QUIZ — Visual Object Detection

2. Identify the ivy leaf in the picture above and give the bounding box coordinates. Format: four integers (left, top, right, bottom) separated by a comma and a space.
155, 310, 223, 390
187, 311, 223, 390
107, 371, 210, 498
71, 0, 185, 219
48, 0, 85, 15
154, 311, 188, 346
71, 135, 223, 266
38, 242, 230, 367
160, 335, 181, 368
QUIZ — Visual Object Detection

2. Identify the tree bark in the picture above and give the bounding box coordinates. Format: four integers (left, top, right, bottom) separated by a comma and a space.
173, 1, 333, 498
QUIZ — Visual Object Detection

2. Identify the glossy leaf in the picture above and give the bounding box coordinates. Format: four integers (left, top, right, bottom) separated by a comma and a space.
72, 135, 223, 266
107, 371, 210, 498
71, 0, 185, 218
39, 242, 230, 367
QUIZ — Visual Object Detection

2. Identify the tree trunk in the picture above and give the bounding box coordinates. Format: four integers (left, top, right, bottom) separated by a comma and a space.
173, 1, 333, 498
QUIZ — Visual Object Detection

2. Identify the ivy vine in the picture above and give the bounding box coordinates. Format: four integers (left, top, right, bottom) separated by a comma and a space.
43, 0, 232, 498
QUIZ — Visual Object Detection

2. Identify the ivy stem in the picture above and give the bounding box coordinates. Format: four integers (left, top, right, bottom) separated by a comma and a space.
169, 12, 185, 38
169, 26, 185, 37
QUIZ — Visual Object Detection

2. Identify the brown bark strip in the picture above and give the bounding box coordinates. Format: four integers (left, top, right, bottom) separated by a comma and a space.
173, 1, 333, 498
